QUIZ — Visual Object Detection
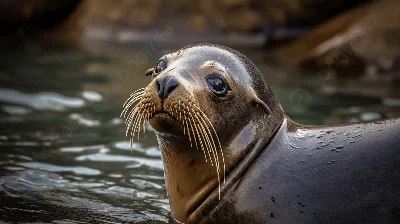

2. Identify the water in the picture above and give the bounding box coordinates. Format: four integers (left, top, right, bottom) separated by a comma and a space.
0, 39, 399, 223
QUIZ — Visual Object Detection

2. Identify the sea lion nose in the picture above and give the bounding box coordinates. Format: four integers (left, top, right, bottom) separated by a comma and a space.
156, 75, 179, 100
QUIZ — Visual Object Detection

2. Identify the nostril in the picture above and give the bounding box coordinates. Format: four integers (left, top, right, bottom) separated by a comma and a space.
156, 75, 179, 100
156, 78, 166, 98
156, 79, 161, 94
164, 78, 179, 98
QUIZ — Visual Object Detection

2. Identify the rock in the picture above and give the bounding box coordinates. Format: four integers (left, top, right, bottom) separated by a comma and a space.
273, 0, 400, 76
72, 0, 369, 33
260, 0, 370, 27
0, 0, 371, 43
0, 0, 81, 33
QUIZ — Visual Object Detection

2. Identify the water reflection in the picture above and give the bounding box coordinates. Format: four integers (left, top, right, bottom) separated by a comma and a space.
0, 40, 399, 223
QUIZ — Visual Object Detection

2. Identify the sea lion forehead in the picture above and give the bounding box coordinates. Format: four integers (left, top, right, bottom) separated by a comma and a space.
170, 44, 251, 84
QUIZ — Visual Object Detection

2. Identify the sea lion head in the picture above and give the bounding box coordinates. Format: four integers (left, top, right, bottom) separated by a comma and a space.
122, 44, 284, 223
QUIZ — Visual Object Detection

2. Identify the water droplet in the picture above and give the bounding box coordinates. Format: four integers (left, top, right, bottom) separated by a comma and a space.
288, 142, 300, 149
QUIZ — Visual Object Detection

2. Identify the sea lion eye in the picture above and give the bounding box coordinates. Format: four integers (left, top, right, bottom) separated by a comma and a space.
153, 60, 167, 77
205, 74, 231, 96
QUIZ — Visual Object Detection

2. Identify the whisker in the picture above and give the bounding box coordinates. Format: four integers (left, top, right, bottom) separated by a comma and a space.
134, 109, 146, 140
125, 103, 141, 124
193, 109, 222, 198
126, 111, 138, 138
195, 110, 219, 168
122, 95, 144, 118
184, 114, 193, 147
187, 111, 198, 150
137, 113, 145, 141
126, 91, 145, 103
194, 106, 226, 183
122, 88, 145, 108
127, 88, 146, 98
125, 103, 143, 135
129, 107, 143, 139
187, 112, 204, 160
194, 112, 215, 168
196, 111, 222, 199
183, 115, 186, 135
143, 111, 148, 138
125, 110, 136, 137
190, 111, 210, 164
122, 102, 140, 122
187, 112, 204, 159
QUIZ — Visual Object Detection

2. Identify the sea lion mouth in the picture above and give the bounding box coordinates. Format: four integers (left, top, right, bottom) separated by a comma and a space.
150, 109, 176, 121
149, 109, 182, 135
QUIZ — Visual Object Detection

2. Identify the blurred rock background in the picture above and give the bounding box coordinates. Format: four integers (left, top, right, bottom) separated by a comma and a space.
1, 0, 399, 77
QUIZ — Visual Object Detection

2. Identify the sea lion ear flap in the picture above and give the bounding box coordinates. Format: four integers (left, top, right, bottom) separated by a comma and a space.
145, 68, 154, 76
252, 94, 271, 115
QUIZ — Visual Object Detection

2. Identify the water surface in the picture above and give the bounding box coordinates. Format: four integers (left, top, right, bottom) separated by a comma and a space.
0, 39, 399, 223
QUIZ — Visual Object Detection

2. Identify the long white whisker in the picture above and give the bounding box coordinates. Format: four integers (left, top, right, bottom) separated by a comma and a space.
194, 112, 215, 168
195, 110, 222, 199
123, 88, 146, 106
194, 106, 226, 184
192, 113, 212, 165
121, 95, 144, 118
129, 107, 143, 139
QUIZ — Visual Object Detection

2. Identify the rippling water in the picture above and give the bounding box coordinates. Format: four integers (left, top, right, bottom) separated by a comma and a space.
0, 40, 399, 223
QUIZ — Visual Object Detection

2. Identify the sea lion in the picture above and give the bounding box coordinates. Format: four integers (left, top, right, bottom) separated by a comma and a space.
121, 44, 400, 224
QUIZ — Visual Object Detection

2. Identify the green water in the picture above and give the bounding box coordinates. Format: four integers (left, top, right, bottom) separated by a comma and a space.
0, 40, 399, 223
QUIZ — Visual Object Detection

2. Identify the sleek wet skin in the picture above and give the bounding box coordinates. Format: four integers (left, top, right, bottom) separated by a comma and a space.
122, 44, 400, 223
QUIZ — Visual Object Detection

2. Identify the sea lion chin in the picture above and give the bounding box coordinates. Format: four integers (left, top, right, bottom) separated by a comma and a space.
149, 111, 180, 135
122, 43, 400, 224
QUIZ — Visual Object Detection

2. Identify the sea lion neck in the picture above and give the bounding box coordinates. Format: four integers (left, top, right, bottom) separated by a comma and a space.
156, 132, 219, 222
187, 116, 285, 223
158, 107, 284, 223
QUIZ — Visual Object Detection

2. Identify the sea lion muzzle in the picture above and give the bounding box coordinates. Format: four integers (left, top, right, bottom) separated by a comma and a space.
156, 75, 179, 100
